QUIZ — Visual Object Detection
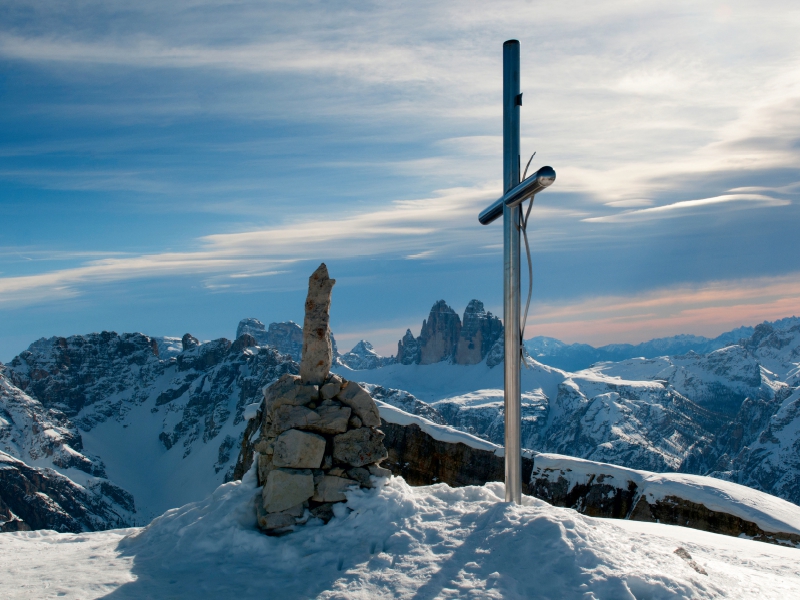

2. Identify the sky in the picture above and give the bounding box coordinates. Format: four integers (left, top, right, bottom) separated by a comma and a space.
1, 0, 799, 361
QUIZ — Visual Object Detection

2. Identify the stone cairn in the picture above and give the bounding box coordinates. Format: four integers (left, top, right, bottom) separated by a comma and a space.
254, 263, 390, 533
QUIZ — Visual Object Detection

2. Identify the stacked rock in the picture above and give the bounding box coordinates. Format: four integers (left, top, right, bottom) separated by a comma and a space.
254, 372, 390, 531
253, 263, 390, 533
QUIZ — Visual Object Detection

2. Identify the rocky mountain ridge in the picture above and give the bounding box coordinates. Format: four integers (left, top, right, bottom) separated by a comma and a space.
1, 311, 799, 532
396, 299, 503, 366
524, 317, 799, 372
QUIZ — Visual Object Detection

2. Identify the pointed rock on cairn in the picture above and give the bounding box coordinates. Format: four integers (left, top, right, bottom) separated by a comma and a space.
254, 263, 390, 533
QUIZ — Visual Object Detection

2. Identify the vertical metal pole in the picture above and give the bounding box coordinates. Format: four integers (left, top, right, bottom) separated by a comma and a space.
502, 40, 522, 504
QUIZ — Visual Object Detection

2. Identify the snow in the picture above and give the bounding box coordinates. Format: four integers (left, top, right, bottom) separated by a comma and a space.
2, 463, 800, 599
243, 402, 261, 421
533, 454, 800, 537
335, 359, 565, 405
377, 400, 501, 454
380, 402, 800, 538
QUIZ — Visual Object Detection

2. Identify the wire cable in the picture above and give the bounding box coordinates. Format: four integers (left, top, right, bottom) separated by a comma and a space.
516, 152, 537, 368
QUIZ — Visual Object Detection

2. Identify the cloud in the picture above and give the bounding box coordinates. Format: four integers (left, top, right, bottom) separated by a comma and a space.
583, 193, 790, 223
525, 273, 800, 345
2, 0, 800, 352
0, 183, 506, 305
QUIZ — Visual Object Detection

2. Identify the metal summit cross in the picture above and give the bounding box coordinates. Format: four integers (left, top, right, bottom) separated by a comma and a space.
478, 40, 556, 504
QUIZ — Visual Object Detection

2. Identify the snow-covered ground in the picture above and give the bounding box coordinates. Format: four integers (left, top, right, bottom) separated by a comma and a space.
2, 465, 800, 599
379, 399, 800, 540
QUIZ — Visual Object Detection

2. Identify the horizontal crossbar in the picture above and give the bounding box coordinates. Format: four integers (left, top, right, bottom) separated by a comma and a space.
478, 165, 556, 225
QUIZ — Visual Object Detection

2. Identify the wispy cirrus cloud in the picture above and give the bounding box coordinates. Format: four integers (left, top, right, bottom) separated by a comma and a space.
583, 193, 790, 223
0, 183, 508, 305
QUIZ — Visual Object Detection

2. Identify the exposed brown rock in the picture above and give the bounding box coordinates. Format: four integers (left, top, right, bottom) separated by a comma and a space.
630, 494, 800, 546
380, 419, 533, 490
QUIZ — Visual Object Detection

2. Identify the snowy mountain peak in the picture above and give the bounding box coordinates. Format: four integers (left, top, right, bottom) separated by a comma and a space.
338, 339, 393, 370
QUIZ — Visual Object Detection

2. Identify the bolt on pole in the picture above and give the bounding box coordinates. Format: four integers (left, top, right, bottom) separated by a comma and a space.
502, 39, 522, 505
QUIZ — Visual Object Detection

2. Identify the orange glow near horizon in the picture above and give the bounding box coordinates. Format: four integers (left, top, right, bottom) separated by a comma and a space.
524, 274, 800, 346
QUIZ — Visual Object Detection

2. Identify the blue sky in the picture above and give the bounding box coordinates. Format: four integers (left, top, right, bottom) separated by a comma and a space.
1, 0, 799, 361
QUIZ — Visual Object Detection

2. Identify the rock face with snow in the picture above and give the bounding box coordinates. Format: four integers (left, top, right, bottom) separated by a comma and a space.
238, 264, 389, 533
378, 406, 800, 546
338, 340, 394, 370
396, 299, 503, 367
455, 300, 504, 365
2, 328, 299, 526
396, 329, 421, 365
344, 316, 800, 505
2, 303, 800, 533
236, 318, 305, 361
0, 451, 134, 533
0, 370, 136, 531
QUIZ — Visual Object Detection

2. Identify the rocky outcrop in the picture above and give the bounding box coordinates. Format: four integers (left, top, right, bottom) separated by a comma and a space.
397, 300, 504, 366
0, 451, 134, 533
455, 300, 503, 365
236, 318, 305, 361
380, 419, 533, 491
378, 418, 800, 547
181, 333, 200, 351
419, 300, 461, 364
396, 329, 421, 365
629, 494, 800, 546
7, 332, 162, 417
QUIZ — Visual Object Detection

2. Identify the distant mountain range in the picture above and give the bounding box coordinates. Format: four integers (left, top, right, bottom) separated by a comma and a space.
1, 303, 799, 533
525, 318, 799, 372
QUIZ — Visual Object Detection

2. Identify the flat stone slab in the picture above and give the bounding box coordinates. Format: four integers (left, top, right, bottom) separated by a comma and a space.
264, 374, 318, 412
262, 468, 314, 513
308, 403, 351, 434
333, 427, 388, 468
271, 405, 321, 435
320, 377, 342, 400
312, 475, 354, 502
336, 380, 381, 428
272, 429, 326, 469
